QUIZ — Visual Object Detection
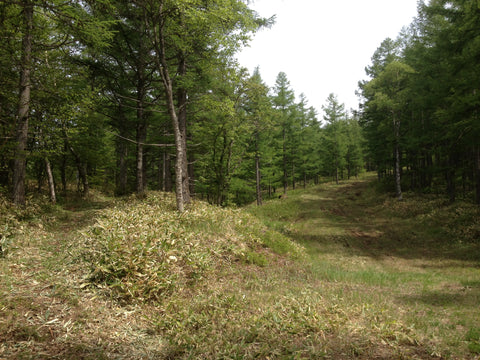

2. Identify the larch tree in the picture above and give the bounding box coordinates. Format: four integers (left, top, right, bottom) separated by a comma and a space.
363, 62, 414, 200
137, 0, 265, 211
272, 72, 296, 195
243, 67, 273, 206
322, 93, 347, 185
12, 0, 33, 206
6, 0, 114, 205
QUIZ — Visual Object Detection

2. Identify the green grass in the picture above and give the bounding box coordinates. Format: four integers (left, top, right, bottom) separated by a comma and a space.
249, 175, 480, 359
1, 177, 479, 359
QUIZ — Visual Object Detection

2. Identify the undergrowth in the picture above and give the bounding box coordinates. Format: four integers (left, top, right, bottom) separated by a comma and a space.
1, 180, 479, 359
79, 192, 304, 303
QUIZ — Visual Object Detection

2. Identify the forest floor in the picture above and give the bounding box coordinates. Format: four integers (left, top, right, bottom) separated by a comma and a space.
1, 176, 480, 359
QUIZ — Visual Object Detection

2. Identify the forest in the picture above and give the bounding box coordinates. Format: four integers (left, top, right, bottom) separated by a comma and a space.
1, 1, 480, 358
0, 0, 479, 210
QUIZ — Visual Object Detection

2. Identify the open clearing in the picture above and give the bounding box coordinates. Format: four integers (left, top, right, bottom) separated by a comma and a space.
1, 177, 480, 359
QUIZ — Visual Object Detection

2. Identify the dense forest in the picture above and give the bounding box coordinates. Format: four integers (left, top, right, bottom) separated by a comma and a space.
1, 0, 479, 211
359, 0, 480, 204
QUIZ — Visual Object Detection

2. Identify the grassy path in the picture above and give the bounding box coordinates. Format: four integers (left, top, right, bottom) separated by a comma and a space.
250, 177, 480, 359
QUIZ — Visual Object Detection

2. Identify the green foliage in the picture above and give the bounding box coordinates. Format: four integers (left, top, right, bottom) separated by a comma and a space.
466, 328, 480, 354
0, 0, 366, 206
318, 94, 365, 182
80, 191, 304, 303
360, 0, 480, 203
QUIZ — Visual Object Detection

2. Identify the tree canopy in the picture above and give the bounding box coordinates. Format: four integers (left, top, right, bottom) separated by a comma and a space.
359, 0, 480, 204
2, 0, 478, 210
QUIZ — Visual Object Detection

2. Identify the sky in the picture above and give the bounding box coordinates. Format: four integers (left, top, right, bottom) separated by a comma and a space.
236, 0, 420, 116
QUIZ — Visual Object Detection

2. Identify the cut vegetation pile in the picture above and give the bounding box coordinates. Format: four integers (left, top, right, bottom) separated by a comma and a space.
1, 177, 480, 359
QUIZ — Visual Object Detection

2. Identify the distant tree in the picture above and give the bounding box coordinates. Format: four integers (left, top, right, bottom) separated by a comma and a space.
193, 66, 250, 206
363, 62, 414, 200
322, 93, 347, 185
272, 72, 296, 194
296, 94, 320, 188
243, 67, 273, 205
344, 113, 365, 179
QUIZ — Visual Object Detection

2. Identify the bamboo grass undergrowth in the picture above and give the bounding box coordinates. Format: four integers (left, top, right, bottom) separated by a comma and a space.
0, 176, 479, 359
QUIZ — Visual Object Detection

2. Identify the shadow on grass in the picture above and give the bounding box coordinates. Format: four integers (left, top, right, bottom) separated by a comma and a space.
400, 288, 480, 308
280, 180, 480, 264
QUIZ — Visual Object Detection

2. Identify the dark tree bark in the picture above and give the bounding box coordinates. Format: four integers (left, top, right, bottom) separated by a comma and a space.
13, 0, 33, 205
136, 118, 146, 194
135, 26, 147, 196
45, 158, 56, 204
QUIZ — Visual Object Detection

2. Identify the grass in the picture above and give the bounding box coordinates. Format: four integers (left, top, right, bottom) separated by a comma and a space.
249, 174, 480, 359
1, 176, 479, 358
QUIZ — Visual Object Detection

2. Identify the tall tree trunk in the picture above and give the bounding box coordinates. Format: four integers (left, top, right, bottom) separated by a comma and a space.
135, 28, 147, 195
38, 127, 56, 203
136, 119, 146, 195
177, 56, 191, 204
153, 3, 184, 212
13, 1, 33, 205
45, 158, 56, 204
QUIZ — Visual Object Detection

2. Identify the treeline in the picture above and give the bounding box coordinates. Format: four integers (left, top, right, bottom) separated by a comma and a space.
0, 0, 365, 210
359, 0, 480, 204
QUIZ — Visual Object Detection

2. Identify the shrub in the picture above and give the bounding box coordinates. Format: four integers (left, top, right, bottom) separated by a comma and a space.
80, 192, 304, 303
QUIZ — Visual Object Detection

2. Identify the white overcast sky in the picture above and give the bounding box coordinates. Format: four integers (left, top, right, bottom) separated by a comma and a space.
236, 0, 419, 115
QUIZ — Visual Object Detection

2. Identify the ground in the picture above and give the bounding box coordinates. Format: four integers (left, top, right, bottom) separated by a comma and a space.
1, 177, 479, 359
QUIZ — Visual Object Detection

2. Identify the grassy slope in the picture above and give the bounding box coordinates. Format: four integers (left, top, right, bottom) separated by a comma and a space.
1, 177, 479, 359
